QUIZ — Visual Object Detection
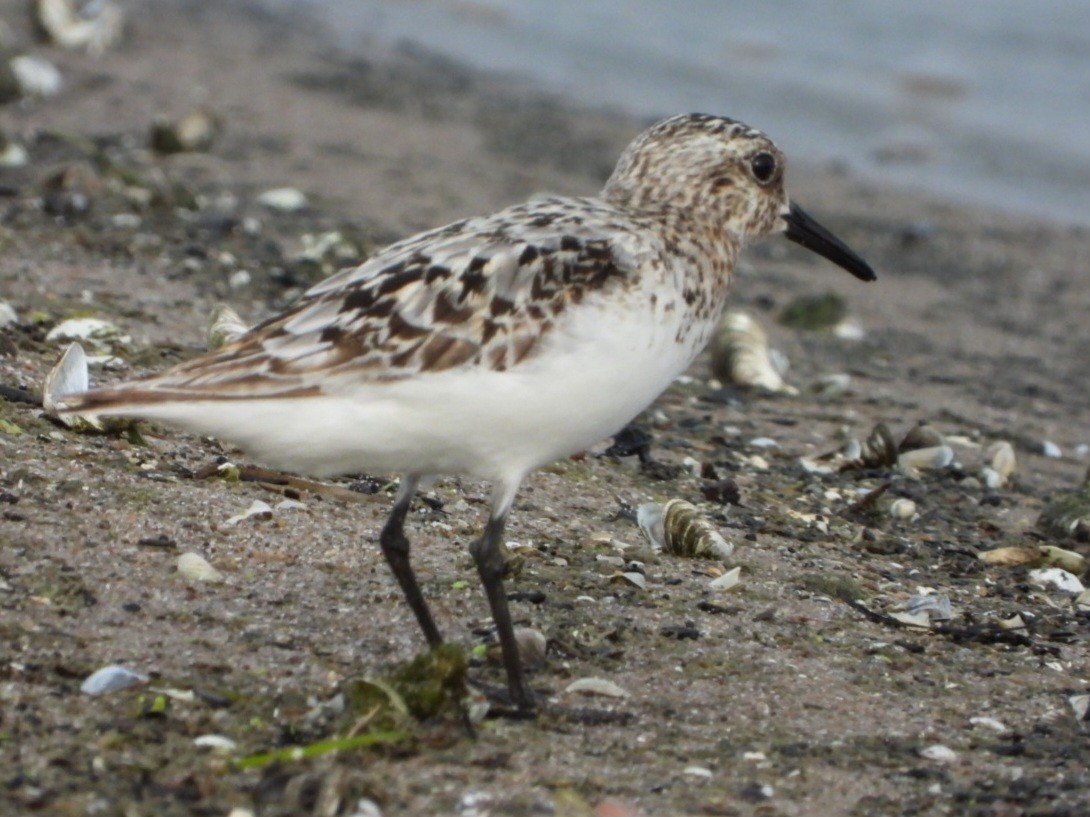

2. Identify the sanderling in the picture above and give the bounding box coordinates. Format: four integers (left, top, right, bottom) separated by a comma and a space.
63, 113, 875, 714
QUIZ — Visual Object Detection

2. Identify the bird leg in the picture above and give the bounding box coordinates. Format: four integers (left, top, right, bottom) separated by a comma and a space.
379, 475, 442, 647
470, 512, 536, 713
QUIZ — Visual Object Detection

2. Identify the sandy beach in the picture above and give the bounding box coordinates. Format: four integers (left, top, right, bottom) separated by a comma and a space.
2, 2, 1089, 815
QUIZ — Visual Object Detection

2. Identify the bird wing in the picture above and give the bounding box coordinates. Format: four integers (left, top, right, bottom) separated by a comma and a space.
70, 198, 646, 407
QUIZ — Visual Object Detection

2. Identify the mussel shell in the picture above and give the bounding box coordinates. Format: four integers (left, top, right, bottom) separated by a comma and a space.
899, 424, 944, 453
661, 499, 734, 560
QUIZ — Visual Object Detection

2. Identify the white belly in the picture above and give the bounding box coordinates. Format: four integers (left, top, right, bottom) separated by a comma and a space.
127, 290, 705, 484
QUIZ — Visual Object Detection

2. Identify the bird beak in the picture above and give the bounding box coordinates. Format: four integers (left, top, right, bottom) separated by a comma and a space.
782, 202, 876, 282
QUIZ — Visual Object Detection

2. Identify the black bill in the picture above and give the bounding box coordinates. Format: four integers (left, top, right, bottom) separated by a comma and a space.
783, 201, 876, 282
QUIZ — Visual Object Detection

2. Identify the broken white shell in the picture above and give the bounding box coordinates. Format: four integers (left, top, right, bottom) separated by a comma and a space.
193, 734, 238, 753
636, 502, 666, 550
888, 610, 931, 628
919, 744, 958, 763
982, 441, 1016, 489
207, 303, 249, 349
257, 187, 308, 212
81, 664, 147, 695
46, 317, 127, 349
177, 552, 223, 583
0, 299, 16, 327
905, 593, 952, 621
969, 716, 1009, 734
617, 571, 646, 590
43, 343, 105, 431
1028, 568, 1085, 595
709, 566, 742, 591
43, 342, 88, 411
36, 0, 125, 55
224, 499, 274, 526
564, 677, 629, 698
275, 498, 307, 512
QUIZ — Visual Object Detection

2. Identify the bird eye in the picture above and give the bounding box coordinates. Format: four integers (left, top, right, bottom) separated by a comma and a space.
751, 151, 776, 183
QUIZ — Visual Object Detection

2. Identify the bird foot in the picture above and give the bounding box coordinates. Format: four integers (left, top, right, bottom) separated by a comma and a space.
467, 678, 539, 719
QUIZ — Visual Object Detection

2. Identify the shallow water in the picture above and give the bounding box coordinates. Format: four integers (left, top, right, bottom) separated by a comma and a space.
257, 0, 1090, 225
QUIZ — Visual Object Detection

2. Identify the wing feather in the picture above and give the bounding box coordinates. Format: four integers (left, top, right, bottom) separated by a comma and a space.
71, 197, 648, 407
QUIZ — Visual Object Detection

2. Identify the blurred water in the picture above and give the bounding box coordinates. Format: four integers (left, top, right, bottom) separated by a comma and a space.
258, 0, 1090, 225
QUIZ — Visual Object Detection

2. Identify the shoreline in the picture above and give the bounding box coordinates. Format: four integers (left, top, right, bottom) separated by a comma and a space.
253, 0, 1090, 229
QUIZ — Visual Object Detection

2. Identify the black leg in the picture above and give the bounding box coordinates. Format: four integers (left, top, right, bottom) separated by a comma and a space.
469, 513, 535, 713
379, 476, 442, 647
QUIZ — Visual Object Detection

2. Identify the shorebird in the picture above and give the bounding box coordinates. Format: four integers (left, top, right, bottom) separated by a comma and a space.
63, 113, 876, 714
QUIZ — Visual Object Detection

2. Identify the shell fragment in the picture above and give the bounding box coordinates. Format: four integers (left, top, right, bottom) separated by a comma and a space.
81, 664, 147, 695
1028, 568, 1085, 595
564, 677, 630, 698
710, 311, 797, 395
177, 552, 224, 583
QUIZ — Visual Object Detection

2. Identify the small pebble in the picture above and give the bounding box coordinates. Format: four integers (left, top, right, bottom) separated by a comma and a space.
889, 498, 917, 520
193, 734, 238, 753
228, 270, 251, 289
1069, 695, 1089, 723
110, 213, 142, 229
0, 140, 27, 168
833, 320, 866, 341
513, 627, 548, 671
275, 498, 307, 512
812, 372, 851, 397
969, 716, 1009, 734
10, 54, 63, 98
683, 766, 713, 778
257, 187, 308, 212
920, 744, 958, 763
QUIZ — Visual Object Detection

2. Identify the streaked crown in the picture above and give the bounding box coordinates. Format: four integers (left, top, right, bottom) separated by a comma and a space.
602, 113, 789, 242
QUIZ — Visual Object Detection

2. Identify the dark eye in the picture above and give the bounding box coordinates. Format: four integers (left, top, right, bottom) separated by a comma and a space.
751, 151, 776, 183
